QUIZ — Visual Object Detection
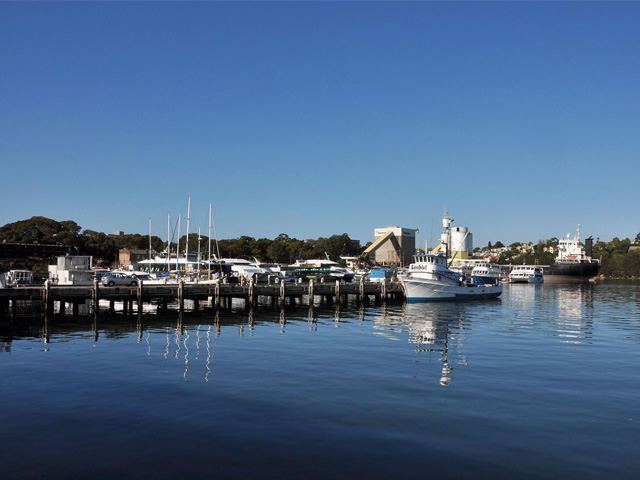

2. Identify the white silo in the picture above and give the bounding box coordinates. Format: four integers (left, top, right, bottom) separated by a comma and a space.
451, 226, 473, 258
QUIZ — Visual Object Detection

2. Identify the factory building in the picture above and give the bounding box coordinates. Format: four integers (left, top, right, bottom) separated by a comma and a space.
362, 226, 417, 266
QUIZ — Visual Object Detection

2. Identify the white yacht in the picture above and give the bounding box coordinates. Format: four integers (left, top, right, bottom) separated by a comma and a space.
508, 266, 544, 284
137, 251, 200, 275
208, 258, 272, 283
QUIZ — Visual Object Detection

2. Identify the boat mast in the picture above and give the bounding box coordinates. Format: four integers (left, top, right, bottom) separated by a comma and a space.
208, 203, 212, 280
212, 207, 221, 261
148, 218, 152, 266
167, 213, 171, 274
197, 227, 201, 278
185, 195, 191, 273
177, 212, 181, 276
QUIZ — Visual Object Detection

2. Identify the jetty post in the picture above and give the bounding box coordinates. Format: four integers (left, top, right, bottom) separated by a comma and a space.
308, 279, 315, 306
93, 278, 100, 314
178, 279, 184, 312
137, 281, 142, 313
249, 279, 255, 307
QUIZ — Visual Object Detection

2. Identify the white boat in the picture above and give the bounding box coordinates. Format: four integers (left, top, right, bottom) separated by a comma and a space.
5, 269, 34, 286
508, 265, 544, 284
398, 214, 501, 302
289, 254, 355, 282
207, 258, 272, 283
399, 253, 502, 302
470, 263, 502, 285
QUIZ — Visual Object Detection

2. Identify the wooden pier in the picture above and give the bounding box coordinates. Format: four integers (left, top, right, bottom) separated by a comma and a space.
0, 279, 405, 316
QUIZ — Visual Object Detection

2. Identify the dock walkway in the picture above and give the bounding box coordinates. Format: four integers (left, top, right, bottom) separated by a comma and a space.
0, 279, 405, 316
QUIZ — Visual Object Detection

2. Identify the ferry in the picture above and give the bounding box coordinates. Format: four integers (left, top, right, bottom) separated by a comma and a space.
508, 265, 544, 284
470, 263, 502, 285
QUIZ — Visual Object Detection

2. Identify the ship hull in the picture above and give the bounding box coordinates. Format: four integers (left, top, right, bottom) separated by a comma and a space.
541, 262, 601, 284
400, 277, 502, 302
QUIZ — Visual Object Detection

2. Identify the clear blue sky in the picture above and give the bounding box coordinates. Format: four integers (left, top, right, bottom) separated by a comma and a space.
2, 2, 639, 249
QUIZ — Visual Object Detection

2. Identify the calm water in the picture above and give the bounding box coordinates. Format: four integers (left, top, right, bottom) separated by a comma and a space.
1, 282, 639, 479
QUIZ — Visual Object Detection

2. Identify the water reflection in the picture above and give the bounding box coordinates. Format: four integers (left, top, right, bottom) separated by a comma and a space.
505, 283, 597, 344
2, 283, 639, 384
404, 303, 471, 386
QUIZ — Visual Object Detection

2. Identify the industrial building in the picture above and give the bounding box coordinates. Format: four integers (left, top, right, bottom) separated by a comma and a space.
362, 226, 417, 266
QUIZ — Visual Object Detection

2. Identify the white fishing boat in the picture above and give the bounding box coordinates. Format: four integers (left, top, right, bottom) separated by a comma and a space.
399, 253, 502, 301
508, 265, 544, 284
398, 215, 502, 302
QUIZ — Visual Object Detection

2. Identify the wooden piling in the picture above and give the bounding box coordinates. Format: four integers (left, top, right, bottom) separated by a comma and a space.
249, 279, 255, 306
178, 280, 184, 312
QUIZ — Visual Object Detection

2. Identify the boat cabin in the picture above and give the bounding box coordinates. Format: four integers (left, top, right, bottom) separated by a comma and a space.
7, 270, 33, 286
410, 254, 448, 268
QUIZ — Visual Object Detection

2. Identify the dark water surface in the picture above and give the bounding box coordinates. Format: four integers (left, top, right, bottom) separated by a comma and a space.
1, 282, 639, 479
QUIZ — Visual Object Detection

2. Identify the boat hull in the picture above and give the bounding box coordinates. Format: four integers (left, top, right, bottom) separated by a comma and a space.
509, 277, 544, 284
400, 277, 502, 302
472, 275, 500, 285
542, 262, 600, 283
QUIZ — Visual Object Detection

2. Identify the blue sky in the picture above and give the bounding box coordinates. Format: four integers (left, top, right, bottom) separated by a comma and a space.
2, 2, 639, 249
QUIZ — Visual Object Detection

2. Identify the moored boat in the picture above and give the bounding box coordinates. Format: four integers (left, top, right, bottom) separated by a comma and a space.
289, 254, 355, 282
542, 225, 601, 283
508, 265, 544, 284
470, 263, 502, 285
398, 214, 501, 302
399, 253, 502, 302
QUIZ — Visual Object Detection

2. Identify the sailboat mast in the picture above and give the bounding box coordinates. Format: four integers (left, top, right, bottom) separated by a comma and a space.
166, 213, 171, 274
148, 218, 152, 265
197, 227, 201, 277
177, 212, 181, 276
185, 195, 191, 273
208, 203, 212, 280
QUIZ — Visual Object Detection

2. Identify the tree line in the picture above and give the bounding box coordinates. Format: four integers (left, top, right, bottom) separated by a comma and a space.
2, 216, 639, 276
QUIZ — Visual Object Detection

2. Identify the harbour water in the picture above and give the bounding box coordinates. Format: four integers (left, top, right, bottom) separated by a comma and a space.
1, 282, 639, 479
